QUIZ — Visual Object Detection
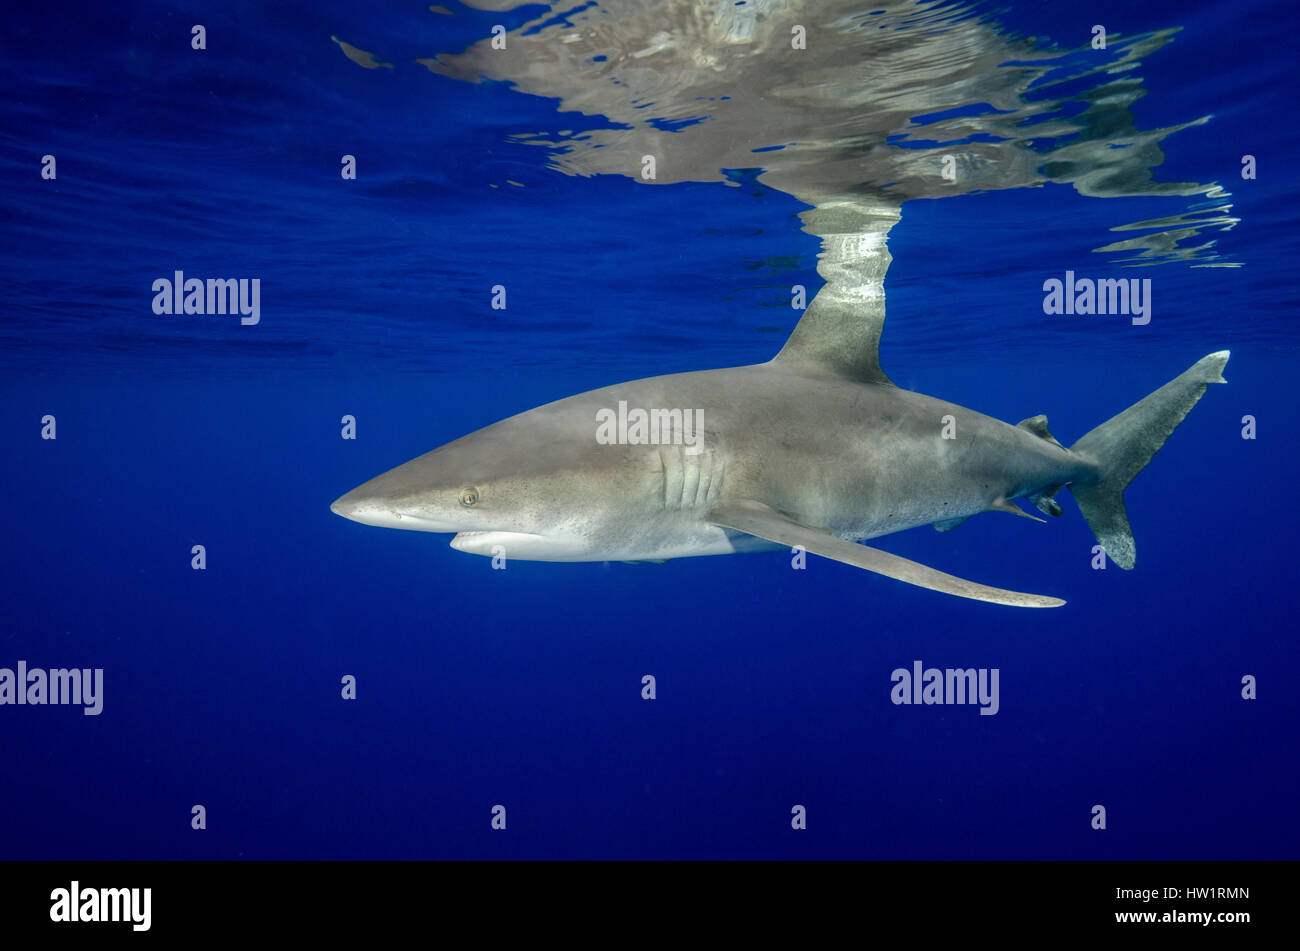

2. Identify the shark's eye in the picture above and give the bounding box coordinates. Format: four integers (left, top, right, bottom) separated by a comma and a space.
458, 487, 480, 507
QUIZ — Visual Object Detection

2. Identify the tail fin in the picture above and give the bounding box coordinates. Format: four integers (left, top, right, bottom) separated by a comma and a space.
1069, 351, 1229, 569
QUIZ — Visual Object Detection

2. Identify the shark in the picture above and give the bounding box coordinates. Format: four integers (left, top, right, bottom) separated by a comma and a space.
331, 292, 1229, 608
330, 0, 1236, 607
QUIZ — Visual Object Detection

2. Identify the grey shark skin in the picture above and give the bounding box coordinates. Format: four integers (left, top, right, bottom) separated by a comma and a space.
332, 299, 1229, 608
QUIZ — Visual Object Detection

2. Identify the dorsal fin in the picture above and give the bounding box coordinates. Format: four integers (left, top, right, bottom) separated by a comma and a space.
770, 204, 900, 385
1016, 414, 1065, 449
772, 291, 893, 384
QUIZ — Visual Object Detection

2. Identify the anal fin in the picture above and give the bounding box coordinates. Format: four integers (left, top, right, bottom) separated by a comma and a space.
1028, 486, 1064, 518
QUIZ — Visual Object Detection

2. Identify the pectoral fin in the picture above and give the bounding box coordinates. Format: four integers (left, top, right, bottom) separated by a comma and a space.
708, 501, 1064, 608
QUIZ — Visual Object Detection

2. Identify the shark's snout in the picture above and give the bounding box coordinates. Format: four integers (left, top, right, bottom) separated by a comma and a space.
330, 490, 400, 529
330, 487, 460, 532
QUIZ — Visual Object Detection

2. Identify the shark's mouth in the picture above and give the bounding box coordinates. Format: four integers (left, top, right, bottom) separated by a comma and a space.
450, 530, 542, 546
449, 530, 589, 561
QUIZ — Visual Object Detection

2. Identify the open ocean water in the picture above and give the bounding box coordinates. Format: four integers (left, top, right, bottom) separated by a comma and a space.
1, 0, 1297, 862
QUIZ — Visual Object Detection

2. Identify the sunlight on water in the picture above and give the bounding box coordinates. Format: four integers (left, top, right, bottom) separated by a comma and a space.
419, 0, 1236, 269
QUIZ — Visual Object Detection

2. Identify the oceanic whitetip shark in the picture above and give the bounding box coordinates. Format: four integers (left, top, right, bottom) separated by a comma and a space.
331, 293, 1229, 608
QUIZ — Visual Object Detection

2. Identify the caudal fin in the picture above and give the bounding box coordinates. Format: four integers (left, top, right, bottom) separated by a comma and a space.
1069, 351, 1229, 569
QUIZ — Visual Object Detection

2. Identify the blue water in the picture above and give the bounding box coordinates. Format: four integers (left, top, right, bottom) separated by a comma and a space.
2, 0, 1297, 859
